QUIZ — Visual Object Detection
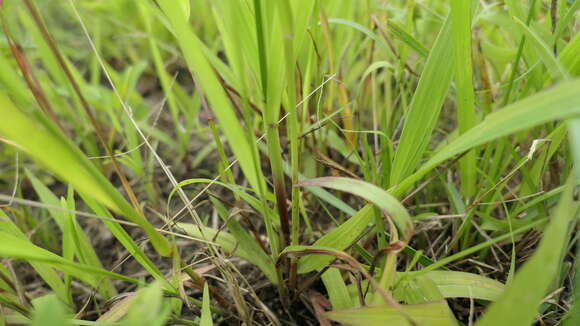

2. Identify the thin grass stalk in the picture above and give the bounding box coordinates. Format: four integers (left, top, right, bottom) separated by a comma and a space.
501, 0, 538, 106
22, 0, 145, 221
252, 0, 290, 252
277, 0, 301, 288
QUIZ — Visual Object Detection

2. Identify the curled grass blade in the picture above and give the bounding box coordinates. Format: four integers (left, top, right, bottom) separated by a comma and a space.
297, 177, 413, 240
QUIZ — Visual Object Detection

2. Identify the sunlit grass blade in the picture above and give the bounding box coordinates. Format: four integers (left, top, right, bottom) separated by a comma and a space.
0, 93, 170, 256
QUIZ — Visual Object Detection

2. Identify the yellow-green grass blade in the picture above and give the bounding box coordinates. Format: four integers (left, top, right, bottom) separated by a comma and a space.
421, 271, 504, 302
351, 271, 505, 302
476, 175, 578, 326
0, 211, 69, 304
512, 6, 580, 184
391, 77, 580, 197
297, 177, 413, 240
177, 223, 277, 283
321, 268, 353, 310
559, 32, 580, 76
325, 301, 458, 326
120, 281, 172, 326
0, 231, 141, 286
60, 197, 74, 302
210, 196, 276, 284
394, 274, 447, 304
26, 170, 116, 298
389, 15, 454, 186
154, 0, 263, 193
200, 283, 213, 326
390, 2, 480, 187
297, 205, 373, 274
451, 0, 477, 198
513, 17, 570, 81
504, 0, 543, 88
385, 20, 429, 58
79, 195, 168, 285
0, 51, 31, 105
31, 294, 70, 326
0, 93, 170, 256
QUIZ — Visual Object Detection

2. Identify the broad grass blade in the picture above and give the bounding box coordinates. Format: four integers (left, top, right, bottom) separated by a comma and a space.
297, 177, 413, 239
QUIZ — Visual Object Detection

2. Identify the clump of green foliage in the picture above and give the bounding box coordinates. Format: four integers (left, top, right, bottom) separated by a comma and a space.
0, 0, 579, 325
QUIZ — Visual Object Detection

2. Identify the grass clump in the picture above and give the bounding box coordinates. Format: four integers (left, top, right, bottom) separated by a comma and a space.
0, 0, 579, 325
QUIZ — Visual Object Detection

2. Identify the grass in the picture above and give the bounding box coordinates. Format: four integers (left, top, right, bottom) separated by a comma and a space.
0, 0, 579, 325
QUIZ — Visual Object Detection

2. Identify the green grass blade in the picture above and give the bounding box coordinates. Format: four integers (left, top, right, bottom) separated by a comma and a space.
31, 294, 71, 326
476, 175, 578, 326
209, 196, 276, 283
297, 205, 373, 274
392, 78, 580, 197
79, 195, 168, 285
297, 177, 413, 239
451, 0, 477, 198
321, 268, 353, 310
513, 17, 570, 80
0, 93, 170, 256
26, 170, 116, 298
177, 223, 277, 283
0, 231, 140, 286
559, 32, 580, 76
200, 283, 213, 326
154, 0, 263, 193
422, 271, 505, 301
325, 301, 457, 326
0, 211, 69, 304
121, 282, 171, 326
386, 20, 429, 58
388, 16, 454, 186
